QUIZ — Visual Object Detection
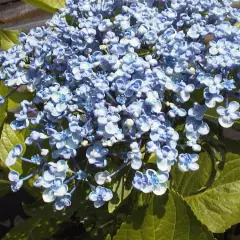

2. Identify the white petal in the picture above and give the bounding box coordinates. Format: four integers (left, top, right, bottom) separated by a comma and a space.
228, 101, 239, 113
218, 116, 234, 128
188, 163, 199, 171
102, 190, 113, 201
209, 47, 218, 55
89, 192, 98, 202
5, 155, 17, 167
57, 160, 68, 172
178, 163, 188, 172
54, 184, 68, 197
94, 200, 105, 208
105, 122, 118, 135
231, 112, 240, 120
157, 159, 171, 172
13, 144, 23, 156
152, 102, 162, 113
157, 172, 169, 183
42, 188, 56, 203
130, 37, 140, 48
179, 91, 190, 102
153, 183, 167, 195
216, 106, 225, 116
8, 171, 19, 182
198, 122, 210, 135
185, 84, 195, 92
131, 159, 142, 170
142, 185, 153, 193
94, 171, 110, 185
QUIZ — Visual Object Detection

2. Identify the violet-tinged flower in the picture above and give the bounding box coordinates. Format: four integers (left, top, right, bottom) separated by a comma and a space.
89, 186, 113, 208
54, 193, 72, 211
8, 170, 23, 192
188, 103, 207, 121
178, 153, 199, 172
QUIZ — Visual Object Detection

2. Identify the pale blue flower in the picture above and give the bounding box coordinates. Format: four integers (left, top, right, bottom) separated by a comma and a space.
128, 142, 142, 170
217, 101, 240, 128
132, 171, 151, 193
86, 143, 108, 168
8, 170, 23, 192
89, 186, 113, 208
204, 89, 224, 108
145, 169, 168, 195
5, 144, 23, 167
178, 153, 199, 172
156, 146, 178, 172
25, 131, 48, 145
185, 117, 210, 136
168, 103, 186, 118
54, 193, 72, 210
222, 79, 236, 91
188, 103, 207, 121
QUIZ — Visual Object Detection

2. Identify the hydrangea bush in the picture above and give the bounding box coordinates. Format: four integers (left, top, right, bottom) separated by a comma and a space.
0, 0, 240, 239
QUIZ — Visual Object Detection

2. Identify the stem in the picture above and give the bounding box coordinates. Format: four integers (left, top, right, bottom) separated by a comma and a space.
86, 179, 95, 190
106, 91, 118, 105
22, 168, 40, 181
64, 174, 77, 184
109, 161, 130, 178
20, 157, 34, 164
225, 93, 229, 108
70, 180, 80, 195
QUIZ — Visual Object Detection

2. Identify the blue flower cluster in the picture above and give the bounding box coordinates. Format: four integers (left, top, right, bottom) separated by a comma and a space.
0, 0, 240, 210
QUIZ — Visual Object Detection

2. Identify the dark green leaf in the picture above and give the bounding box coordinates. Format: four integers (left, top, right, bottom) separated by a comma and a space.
186, 154, 240, 233
113, 190, 214, 240
7, 87, 34, 112
0, 179, 10, 198
108, 176, 132, 213
2, 216, 61, 240
171, 151, 214, 197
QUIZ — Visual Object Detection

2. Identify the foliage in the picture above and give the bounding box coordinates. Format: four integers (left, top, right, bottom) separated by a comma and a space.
21, 0, 66, 13
0, 29, 19, 51
0, 0, 240, 240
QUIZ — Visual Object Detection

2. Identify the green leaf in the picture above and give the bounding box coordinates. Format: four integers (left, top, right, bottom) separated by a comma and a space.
0, 124, 28, 173
147, 153, 157, 164
0, 28, 19, 51
234, 22, 240, 28
22, 0, 66, 13
113, 190, 214, 240
108, 176, 132, 213
0, 179, 10, 198
105, 234, 112, 240
2, 216, 61, 240
23, 199, 53, 218
7, 88, 34, 112
171, 151, 214, 197
186, 154, 240, 233
0, 99, 8, 129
